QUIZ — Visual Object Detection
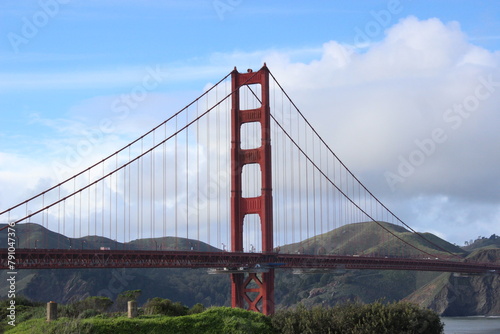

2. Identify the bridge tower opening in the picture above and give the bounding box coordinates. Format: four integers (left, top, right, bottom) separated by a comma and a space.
230, 64, 274, 315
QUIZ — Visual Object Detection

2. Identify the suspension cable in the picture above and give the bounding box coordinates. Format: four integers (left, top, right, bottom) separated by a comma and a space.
267, 70, 462, 259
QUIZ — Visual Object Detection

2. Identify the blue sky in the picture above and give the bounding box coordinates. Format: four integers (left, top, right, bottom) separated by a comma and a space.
1, 0, 499, 245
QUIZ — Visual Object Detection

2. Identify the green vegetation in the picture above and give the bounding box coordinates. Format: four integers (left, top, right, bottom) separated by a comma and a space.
279, 221, 466, 257
5, 307, 275, 334
2, 296, 443, 334
0, 296, 45, 326
463, 234, 500, 251
142, 297, 189, 316
272, 302, 444, 334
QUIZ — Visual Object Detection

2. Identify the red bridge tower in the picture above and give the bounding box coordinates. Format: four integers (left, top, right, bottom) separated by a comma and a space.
230, 65, 274, 315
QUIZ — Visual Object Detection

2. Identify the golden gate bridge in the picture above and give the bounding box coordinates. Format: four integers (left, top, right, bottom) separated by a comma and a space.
1, 65, 499, 315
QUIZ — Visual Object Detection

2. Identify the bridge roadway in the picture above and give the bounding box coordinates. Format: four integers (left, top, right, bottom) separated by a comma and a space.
2, 249, 499, 274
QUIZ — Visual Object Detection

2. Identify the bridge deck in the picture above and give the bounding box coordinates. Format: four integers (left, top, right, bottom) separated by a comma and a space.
2, 249, 499, 274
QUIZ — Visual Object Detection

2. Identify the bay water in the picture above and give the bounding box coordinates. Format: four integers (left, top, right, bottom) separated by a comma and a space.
442, 317, 500, 334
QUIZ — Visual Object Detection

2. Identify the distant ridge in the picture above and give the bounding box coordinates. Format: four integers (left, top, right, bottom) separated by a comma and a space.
278, 221, 466, 258
0, 222, 220, 252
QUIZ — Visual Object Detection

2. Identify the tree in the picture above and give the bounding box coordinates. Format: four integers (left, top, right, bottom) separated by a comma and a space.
188, 303, 206, 314
143, 297, 188, 316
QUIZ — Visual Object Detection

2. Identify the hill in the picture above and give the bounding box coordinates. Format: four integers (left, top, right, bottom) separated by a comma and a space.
279, 221, 466, 257
274, 221, 462, 308
462, 234, 500, 252
404, 248, 500, 316
0, 222, 220, 252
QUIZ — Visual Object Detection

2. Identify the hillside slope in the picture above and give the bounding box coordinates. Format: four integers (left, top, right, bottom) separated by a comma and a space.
404, 248, 500, 316
279, 221, 466, 258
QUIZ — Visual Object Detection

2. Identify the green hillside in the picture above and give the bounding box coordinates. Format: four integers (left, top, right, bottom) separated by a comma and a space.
404, 248, 500, 316
0, 222, 220, 252
463, 234, 500, 252
278, 221, 466, 258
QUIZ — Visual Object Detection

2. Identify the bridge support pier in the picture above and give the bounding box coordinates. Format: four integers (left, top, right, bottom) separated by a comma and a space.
230, 65, 275, 315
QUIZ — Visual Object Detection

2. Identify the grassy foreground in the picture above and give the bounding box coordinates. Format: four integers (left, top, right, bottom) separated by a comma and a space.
4, 300, 443, 334
5, 307, 275, 334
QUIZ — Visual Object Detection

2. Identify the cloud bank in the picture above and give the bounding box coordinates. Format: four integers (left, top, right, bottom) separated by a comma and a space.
263, 16, 500, 244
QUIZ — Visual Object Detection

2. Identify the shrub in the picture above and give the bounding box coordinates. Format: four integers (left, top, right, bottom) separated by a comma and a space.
78, 309, 101, 319
188, 303, 206, 315
272, 301, 444, 334
59, 296, 113, 318
143, 297, 188, 316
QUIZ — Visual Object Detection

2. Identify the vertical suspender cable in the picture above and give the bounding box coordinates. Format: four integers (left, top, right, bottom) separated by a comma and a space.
128, 146, 131, 247
111, 159, 114, 240
304, 119, 310, 240
319, 140, 323, 237
152, 131, 155, 240
289, 99, 296, 248
326, 145, 330, 234
123, 154, 127, 247
102, 162, 105, 238
163, 123, 167, 240
225, 79, 230, 249
43, 195, 47, 248
297, 105, 302, 244
280, 87, 287, 247
186, 106, 189, 241
175, 115, 178, 248
217, 87, 221, 249
140, 139, 144, 240
57, 187, 61, 248
312, 128, 317, 244
196, 100, 200, 245
73, 178, 76, 239
115, 155, 119, 243
206, 94, 211, 247
136, 143, 140, 241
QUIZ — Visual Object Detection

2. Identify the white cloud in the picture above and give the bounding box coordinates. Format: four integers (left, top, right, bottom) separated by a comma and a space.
0, 152, 56, 210
260, 16, 500, 244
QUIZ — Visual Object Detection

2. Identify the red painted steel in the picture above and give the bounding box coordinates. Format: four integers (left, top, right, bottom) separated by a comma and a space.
230, 65, 274, 315
2, 249, 500, 275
